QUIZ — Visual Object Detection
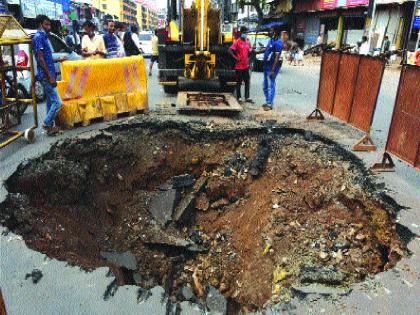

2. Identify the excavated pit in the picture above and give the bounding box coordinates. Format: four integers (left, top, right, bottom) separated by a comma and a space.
0, 120, 407, 313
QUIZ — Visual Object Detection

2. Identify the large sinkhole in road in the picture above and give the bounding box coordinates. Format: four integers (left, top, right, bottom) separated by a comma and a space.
1, 121, 407, 313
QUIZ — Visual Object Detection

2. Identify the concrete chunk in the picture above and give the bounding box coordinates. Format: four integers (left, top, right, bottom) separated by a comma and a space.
149, 188, 181, 226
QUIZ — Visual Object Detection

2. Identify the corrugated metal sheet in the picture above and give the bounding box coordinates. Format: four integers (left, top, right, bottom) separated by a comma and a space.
349, 57, 385, 132
317, 51, 340, 113
332, 54, 360, 121
386, 65, 420, 169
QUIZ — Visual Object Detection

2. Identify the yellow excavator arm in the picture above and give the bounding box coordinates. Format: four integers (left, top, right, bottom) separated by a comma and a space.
184, 0, 216, 80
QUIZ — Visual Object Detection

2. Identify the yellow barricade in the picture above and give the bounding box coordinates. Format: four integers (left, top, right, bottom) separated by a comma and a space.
57, 56, 148, 128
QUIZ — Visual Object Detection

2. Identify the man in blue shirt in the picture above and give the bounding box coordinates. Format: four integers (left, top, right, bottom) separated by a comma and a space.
103, 20, 123, 58
32, 15, 66, 135
257, 25, 283, 111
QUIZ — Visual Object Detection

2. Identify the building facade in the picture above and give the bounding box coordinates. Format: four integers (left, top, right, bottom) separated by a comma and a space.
121, 0, 137, 25
292, 0, 416, 51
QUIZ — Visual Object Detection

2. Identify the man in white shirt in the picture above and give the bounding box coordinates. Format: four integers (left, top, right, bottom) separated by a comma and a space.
359, 35, 370, 55
81, 20, 106, 60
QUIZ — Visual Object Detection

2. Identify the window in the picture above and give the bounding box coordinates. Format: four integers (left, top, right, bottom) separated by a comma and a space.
102, 4, 107, 9
139, 34, 152, 41
48, 34, 67, 53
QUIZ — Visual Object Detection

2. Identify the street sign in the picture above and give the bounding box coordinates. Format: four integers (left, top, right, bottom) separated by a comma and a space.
413, 0, 420, 29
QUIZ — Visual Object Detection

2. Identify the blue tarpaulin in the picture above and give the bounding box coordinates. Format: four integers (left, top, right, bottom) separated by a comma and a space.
246, 22, 285, 33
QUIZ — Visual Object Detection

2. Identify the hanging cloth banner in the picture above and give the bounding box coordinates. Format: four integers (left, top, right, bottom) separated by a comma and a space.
21, 0, 37, 18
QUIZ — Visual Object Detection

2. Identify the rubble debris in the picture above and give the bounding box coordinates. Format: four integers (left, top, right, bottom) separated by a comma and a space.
195, 193, 209, 211
7, 160, 88, 204
144, 226, 206, 252
25, 269, 43, 284
166, 301, 181, 315
149, 188, 181, 226
304, 130, 314, 142
179, 285, 196, 302
299, 265, 347, 285
103, 279, 118, 300
193, 268, 204, 297
206, 285, 227, 315
248, 137, 270, 177
171, 174, 195, 189
210, 199, 230, 210
100, 251, 138, 270
291, 284, 351, 298
137, 288, 152, 303
173, 176, 208, 223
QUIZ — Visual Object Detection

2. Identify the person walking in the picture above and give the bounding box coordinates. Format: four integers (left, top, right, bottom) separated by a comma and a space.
149, 30, 159, 76
32, 15, 66, 135
383, 35, 391, 65
256, 25, 283, 111
81, 20, 106, 60
228, 26, 253, 102
122, 25, 141, 56
103, 20, 124, 58
359, 35, 369, 55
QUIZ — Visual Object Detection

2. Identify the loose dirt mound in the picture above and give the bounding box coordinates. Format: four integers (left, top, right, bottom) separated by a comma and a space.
0, 122, 406, 313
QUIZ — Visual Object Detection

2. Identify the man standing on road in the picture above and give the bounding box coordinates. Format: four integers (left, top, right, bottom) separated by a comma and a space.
383, 35, 391, 65
229, 26, 253, 102
81, 20, 106, 60
256, 25, 283, 111
103, 20, 124, 58
122, 25, 141, 56
359, 36, 369, 55
149, 30, 159, 76
32, 15, 66, 135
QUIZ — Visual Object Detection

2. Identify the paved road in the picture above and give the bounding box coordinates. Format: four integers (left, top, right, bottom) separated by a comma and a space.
1, 58, 419, 315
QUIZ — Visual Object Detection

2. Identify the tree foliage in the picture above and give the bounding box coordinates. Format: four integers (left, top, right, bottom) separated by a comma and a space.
237, 0, 266, 24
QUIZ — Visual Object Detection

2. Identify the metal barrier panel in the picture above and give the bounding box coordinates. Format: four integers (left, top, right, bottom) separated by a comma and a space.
317, 51, 340, 114
332, 54, 360, 122
349, 57, 385, 132
386, 65, 420, 169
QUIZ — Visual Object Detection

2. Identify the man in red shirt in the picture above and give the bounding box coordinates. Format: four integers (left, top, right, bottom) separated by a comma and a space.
229, 26, 253, 102
415, 46, 420, 66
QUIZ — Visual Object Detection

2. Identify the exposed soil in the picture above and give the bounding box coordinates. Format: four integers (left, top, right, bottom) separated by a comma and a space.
0, 121, 406, 313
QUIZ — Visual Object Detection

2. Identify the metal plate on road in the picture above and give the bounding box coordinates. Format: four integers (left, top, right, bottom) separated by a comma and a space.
177, 92, 243, 115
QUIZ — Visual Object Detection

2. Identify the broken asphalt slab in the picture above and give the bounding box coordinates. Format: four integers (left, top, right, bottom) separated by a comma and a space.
291, 284, 352, 298
144, 225, 207, 253
100, 251, 138, 270
148, 187, 181, 226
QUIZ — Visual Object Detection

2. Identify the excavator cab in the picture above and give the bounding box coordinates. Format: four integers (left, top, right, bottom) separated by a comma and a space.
158, 0, 236, 94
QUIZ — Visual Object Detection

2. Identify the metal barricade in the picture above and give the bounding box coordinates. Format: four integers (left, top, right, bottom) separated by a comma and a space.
0, 15, 38, 149
308, 51, 385, 151
372, 65, 420, 171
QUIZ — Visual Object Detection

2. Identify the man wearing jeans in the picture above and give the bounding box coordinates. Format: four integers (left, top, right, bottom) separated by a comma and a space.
258, 25, 283, 111
33, 15, 66, 135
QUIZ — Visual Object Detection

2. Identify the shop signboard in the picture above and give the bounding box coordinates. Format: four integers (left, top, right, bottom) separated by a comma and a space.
21, 0, 37, 17
413, 0, 420, 29
56, 3, 63, 18
322, 0, 368, 9
321, 0, 337, 9
6, 0, 20, 5
346, 0, 369, 6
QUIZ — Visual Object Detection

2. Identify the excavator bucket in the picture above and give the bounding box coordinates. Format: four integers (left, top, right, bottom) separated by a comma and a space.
177, 92, 243, 115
